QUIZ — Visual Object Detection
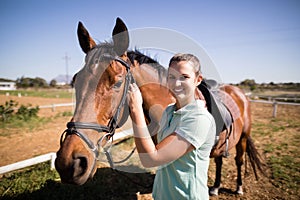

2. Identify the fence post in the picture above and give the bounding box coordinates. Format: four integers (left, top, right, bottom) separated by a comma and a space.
52, 104, 55, 112
50, 153, 56, 170
273, 101, 278, 118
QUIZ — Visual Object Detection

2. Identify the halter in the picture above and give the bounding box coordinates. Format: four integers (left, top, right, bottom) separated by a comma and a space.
60, 53, 134, 166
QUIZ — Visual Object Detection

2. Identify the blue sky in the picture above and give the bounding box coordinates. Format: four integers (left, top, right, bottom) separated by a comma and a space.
0, 0, 299, 83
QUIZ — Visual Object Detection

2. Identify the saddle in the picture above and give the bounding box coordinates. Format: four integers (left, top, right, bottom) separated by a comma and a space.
198, 80, 235, 137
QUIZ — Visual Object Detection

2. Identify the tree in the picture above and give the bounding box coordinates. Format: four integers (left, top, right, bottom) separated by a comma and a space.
16, 76, 49, 88
50, 79, 57, 87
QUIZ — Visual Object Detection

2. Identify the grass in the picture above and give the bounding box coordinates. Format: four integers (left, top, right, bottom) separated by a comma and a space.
0, 117, 50, 134
0, 162, 59, 199
268, 155, 300, 190
0, 110, 72, 137
0, 89, 73, 99
0, 160, 154, 200
1, 114, 299, 199
251, 106, 300, 197
0, 94, 299, 199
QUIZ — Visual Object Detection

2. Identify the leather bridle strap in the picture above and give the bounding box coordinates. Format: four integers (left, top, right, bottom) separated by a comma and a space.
61, 54, 133, 160
67, 122, 110, 133
61, 127, 100, 158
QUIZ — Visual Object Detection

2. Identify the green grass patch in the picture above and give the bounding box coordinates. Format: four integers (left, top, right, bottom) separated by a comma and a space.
251, 112, 300, 196
0, 100, 53, 136
0, 162, 59, 198
55, 111, 73, 118
268, 155, 300, 191
0, 90, 73, 99
0, 161, 154, 200
0, 117, 51, 136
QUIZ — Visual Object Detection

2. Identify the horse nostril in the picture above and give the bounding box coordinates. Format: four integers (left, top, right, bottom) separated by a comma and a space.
73, 155, 88, 177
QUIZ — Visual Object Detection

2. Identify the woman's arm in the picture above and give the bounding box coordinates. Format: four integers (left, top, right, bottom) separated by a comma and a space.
128, 83, 194, 168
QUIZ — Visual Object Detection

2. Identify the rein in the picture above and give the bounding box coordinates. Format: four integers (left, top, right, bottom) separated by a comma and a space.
60, 53, 135, 168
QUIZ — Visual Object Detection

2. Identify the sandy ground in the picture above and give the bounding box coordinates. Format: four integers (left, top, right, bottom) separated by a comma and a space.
1, 94, 299, 199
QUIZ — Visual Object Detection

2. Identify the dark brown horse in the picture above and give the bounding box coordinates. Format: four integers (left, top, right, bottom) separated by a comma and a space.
55, 18, 264, 195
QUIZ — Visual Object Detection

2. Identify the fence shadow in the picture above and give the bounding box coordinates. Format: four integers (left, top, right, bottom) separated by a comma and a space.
7, 166, 154, 200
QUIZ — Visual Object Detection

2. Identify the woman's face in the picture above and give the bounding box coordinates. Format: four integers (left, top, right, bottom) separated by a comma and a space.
167, 61, 202, 108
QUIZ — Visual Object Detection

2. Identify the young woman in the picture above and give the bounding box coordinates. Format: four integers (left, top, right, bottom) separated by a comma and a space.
127, 53, 216, 200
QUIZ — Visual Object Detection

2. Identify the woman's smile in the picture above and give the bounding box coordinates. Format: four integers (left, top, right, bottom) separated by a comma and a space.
173, 87, 184, 94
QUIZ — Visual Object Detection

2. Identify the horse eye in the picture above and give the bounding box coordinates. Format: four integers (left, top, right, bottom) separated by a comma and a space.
113, 81, 123, 89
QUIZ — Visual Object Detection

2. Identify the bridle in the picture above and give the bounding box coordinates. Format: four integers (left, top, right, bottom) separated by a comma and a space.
60, 53, 135, 167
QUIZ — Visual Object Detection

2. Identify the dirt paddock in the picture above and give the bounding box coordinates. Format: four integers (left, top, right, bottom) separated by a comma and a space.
0, 95, 299, 199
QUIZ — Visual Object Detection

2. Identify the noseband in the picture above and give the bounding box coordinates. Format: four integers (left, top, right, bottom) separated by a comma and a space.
60, 53, 134, 162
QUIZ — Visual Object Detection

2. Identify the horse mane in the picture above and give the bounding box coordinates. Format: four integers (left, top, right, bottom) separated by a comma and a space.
127, 50, 167, 83
127, 50, 157, 64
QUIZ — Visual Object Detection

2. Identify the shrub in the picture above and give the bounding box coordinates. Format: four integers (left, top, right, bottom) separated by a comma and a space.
16, 104, 39, 121
0, 100, 39, 122
0, 100, 18, 122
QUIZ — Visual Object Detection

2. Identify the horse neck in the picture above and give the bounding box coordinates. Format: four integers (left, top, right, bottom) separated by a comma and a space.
132, 63, 167, 86
132, 63, 175, 122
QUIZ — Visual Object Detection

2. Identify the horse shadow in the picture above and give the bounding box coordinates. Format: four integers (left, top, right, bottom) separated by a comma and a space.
7, 166, 154, 200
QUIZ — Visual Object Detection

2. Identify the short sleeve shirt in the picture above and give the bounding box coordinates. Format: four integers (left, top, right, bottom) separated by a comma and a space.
152, 100, 216, 200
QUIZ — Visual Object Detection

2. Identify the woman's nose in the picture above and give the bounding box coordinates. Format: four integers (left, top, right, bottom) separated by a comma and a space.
175, 79, 181, 86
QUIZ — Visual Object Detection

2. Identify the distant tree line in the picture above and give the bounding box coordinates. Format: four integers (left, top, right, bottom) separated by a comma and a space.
234, 79, 300, 91
16, 77, 49, 88
14, 76, 61, 88
1, 76, 299, 90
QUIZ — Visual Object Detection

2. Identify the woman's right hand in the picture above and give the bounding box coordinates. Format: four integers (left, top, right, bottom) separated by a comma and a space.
127, 83, 143, 111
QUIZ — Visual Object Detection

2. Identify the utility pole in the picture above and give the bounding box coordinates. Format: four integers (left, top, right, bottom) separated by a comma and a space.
62, 53, 71, 85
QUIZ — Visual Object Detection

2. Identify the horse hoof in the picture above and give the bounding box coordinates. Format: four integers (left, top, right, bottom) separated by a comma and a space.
236, 185, 243, 195
209, 187, 219, 196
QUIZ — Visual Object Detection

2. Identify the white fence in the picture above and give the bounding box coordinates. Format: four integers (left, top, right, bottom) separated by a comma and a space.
0, 129, 133, 175
0, 152, 56, 175
38, 100, 300, 118
250, 99, 300, 118
39, 102, 75, 111
1, 98, 299, 175
252, 95, 300, 103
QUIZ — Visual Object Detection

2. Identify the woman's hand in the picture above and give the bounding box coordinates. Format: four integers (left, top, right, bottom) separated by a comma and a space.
127, 83, 143, 111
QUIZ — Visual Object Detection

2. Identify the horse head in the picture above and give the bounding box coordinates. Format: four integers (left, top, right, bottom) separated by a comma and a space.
55, 18, 131, 185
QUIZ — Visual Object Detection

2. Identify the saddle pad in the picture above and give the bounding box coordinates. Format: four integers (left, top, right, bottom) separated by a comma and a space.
219, 90, 240, 121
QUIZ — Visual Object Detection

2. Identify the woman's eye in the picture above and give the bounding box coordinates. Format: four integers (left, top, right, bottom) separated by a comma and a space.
180, 75, 190, 81
113, 81, 123, 89
168, 75, 175, 80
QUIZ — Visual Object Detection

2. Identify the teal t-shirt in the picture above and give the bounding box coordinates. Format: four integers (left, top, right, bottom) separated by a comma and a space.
152, 100, 216, 200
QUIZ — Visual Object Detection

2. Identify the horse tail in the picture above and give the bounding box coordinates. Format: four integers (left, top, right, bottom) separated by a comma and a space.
246, 136, 266, 180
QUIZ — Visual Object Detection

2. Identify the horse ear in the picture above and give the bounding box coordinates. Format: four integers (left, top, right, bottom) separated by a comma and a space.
112, 17, 129, 56
77, 21, 96, 54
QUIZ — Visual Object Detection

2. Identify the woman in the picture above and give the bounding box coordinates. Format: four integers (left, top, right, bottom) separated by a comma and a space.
127, 53, 216, 200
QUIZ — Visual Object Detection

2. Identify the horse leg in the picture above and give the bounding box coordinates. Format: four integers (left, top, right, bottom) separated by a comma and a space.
209, 156, 223, 196
235, 135, 247, 195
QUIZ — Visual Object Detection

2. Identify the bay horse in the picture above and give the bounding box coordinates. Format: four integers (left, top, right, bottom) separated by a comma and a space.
55, 18, 264, 195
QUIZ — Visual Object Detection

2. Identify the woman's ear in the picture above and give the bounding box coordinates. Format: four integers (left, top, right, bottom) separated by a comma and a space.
196, 74, 203, 86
